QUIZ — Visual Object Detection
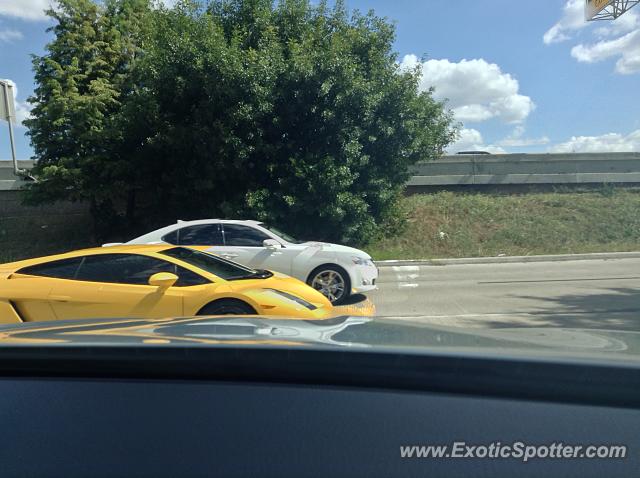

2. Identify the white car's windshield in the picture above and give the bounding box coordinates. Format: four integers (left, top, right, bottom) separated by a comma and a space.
259, 223, 302, 244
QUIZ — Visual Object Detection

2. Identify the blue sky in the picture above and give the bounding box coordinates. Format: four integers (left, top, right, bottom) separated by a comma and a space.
1, 0, 639, 159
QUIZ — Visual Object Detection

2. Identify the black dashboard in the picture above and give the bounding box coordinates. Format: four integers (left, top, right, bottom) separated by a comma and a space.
0, 346, 638, 477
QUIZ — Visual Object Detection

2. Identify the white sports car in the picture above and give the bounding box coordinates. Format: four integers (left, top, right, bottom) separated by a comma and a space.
122, 219, 378, 304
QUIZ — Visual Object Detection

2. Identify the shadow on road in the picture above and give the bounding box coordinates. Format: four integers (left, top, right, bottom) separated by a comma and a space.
504, 287, 640, 331
340, 293, 368, 306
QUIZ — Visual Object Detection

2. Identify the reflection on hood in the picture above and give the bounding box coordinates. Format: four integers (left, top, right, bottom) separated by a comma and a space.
1, 315, 640, 364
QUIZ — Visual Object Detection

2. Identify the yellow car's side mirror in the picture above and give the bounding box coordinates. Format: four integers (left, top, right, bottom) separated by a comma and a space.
148, 272, 178, 288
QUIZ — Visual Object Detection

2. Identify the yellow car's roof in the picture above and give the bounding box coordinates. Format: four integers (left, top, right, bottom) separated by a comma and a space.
1, 244, 209, 270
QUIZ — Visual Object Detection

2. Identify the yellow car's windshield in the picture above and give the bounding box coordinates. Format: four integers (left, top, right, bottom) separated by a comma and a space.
160, 247, 270, 281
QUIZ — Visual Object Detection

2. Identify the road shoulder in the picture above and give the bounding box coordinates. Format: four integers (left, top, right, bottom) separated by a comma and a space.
377, 251, 640, 267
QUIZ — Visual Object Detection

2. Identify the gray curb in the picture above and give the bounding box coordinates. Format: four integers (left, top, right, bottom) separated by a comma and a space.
376, 251, 640, 267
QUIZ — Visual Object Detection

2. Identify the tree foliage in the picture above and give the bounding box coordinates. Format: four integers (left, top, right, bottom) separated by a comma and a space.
26, 0, 456, 244
25, 0, 152, 232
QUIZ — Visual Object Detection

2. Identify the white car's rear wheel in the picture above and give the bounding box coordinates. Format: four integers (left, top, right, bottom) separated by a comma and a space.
308, 265, 350, 304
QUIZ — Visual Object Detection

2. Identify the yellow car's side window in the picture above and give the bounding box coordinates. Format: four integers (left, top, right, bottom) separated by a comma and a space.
18, 258, 83, 280
20, 254, 210, 287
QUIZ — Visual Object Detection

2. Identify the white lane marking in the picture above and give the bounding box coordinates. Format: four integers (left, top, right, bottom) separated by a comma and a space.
394, 274, 420, 281
392, 266, 420, 272
392, 265, 421, 282
399, 283, 419, 288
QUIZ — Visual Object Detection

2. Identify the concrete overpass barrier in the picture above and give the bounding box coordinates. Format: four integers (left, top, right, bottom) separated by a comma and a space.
3, 153, 640, 191
0, 160, 35, 191
408, 152, 640, 186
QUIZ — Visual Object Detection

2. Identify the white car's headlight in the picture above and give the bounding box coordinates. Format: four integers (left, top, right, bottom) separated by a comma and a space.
352, 256, 374, 267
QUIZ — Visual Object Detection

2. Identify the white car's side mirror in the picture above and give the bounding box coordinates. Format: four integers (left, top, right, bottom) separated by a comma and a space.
263, 239, 282, 250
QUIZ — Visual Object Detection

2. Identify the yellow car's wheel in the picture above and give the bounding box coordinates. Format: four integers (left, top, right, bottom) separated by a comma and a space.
198, 299, 257, 316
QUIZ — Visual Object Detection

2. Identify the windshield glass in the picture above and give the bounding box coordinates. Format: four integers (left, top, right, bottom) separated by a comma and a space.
0, 0, 639, 358
161, 247, 261, 281
259, 224, 302, 244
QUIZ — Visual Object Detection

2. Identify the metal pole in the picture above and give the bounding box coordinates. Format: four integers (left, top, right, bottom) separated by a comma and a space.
1, 81, 24, 177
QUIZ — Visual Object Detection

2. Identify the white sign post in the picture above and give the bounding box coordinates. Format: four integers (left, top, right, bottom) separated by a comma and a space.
0, 79, 23, 176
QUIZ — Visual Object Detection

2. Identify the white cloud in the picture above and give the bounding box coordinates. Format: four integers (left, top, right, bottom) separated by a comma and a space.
0, 79, 31, 126
543, 0, 585, 44
571, 29, 640, 74
498, 137, 550, 148
0, 0, 50, 21
402, 55, 535, 124
545, 1, 640, 74
594, 10, 640, 37
450, 128, 640, 154
497, 125, 550, 147
551, 129, 640, 152
446, 128, 506, 154
0, 27, 22, 42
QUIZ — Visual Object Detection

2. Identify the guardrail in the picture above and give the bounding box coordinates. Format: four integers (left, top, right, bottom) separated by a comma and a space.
3, 153, 640, 191
408, 152, 640, 187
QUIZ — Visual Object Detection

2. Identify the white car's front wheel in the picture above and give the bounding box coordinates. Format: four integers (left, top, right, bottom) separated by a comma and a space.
308, 265, 351, 305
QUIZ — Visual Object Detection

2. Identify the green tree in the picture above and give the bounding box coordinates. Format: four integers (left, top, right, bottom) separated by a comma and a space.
26, 0, 455, 244
139, 0, 455, 244
24, 0, 152, 237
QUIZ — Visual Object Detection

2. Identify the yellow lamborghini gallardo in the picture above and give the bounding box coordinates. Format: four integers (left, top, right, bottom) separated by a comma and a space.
0, 245, 334, 324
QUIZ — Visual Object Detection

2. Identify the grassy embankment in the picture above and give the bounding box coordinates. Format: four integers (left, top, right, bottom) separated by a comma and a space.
366, 188, 640, 260
2, 188, 639, 263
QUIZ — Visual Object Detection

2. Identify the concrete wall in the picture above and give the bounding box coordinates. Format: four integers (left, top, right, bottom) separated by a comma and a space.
4, 153, 640, 191
0, 160, 34, 191
408, 152, 640, 186
0, 189, 93, 262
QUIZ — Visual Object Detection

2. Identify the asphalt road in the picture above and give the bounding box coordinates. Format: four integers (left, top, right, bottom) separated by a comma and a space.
368, 258, 640, 331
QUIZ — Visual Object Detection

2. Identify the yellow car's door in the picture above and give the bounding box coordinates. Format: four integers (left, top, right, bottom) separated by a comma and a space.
0, 274, 57, 322
49, 280, 184, 320
1, 257, 84, 322
48, 253, 186, 320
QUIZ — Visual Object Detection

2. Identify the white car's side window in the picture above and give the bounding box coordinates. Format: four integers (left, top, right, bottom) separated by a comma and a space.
222, 224, 270, 247
163, 224, 224, 246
